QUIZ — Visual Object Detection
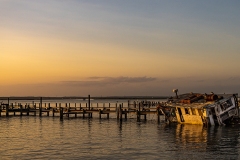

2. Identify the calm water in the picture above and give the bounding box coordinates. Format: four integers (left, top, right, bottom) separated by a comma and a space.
1, 99, 240, 159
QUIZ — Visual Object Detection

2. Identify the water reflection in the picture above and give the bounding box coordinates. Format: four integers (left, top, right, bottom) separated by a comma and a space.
175, 124, 207, 145
117, 121, 122, 134
1, 116, 240, 159
206, 125, 240, 159
166, 123, 240, 159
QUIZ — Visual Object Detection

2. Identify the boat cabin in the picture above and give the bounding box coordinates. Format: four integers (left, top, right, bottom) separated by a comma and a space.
162, 91, 239, 126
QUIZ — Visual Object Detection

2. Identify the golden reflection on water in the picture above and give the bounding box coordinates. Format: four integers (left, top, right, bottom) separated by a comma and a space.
175, 124, 208, 148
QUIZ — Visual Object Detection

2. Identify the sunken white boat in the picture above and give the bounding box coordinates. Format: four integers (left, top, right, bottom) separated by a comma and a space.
159, 90, 239, 126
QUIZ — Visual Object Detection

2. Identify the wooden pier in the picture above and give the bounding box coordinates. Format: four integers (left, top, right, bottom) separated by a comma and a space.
0, 96, 164, 122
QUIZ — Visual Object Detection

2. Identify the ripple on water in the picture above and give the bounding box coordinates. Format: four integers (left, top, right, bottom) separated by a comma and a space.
1, 117, 240, 159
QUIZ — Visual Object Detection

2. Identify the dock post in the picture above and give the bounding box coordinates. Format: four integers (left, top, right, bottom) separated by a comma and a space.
75, 103, 77, 118
47, 103, 50, 116
6, 98, 10, 117
59, 103, 61, 116
83, 109, 85, 118
20, 104, 23, 116
39, 97, 42, 117
32, 101, 34, 109
117, 105, 119, 120
52, 107, 55, 117
157, 109, 160, 123
66, 103, 69, 118
88, 95, 90, 110
27, 104, 29, 116
60, 107, 63, 120
33, 103, 36, 116
119, 104, 122, 122
88, 95, 91, 118
13, 103, 16, 115
99, 109, 101, 119
124, 109, 127, 119
6, 104, 9, 117
137, 110, 140, 122
53, 103, 57, 117
33, 104, 36, 116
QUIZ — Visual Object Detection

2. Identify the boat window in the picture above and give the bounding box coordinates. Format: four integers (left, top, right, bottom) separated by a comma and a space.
226, 99, 233, 107
191, 108, 196, 115
185, 108, 190, 114
220, 104, 226, 111
220, 99, 233, 111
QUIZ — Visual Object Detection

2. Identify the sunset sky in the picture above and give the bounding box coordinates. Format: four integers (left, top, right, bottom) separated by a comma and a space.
1, 1, 240, 97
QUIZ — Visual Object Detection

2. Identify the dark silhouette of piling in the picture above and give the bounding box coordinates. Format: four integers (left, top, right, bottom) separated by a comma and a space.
88, 95, 92, 118
60, 107, 63, 120
39, 97, 42, 117
157, 109, 160, 123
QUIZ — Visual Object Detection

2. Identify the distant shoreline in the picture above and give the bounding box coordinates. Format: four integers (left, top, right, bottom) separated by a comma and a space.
0, 96, 168, 100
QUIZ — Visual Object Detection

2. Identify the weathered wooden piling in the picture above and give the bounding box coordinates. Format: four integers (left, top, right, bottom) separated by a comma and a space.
60, 107, 63, 120
47, 103, 50, 116
88, 95, 91, 118
65, 103, 69, 118
157, 109, 160, 123
20, 104, 23, 116
117, 105, 119, 120
119, 104, 122, 121
124, 109, 127, 119
26, 104, 29, 116
39, 97, 42, 117
137, 110, 140, 122
75, 103, 77, 117
53, 103, 57, 117
99, 109, 102, 119
6, 104, 9, 117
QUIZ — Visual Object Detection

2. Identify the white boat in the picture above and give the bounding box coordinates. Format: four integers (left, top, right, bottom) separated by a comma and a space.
159, 90, 239, 126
